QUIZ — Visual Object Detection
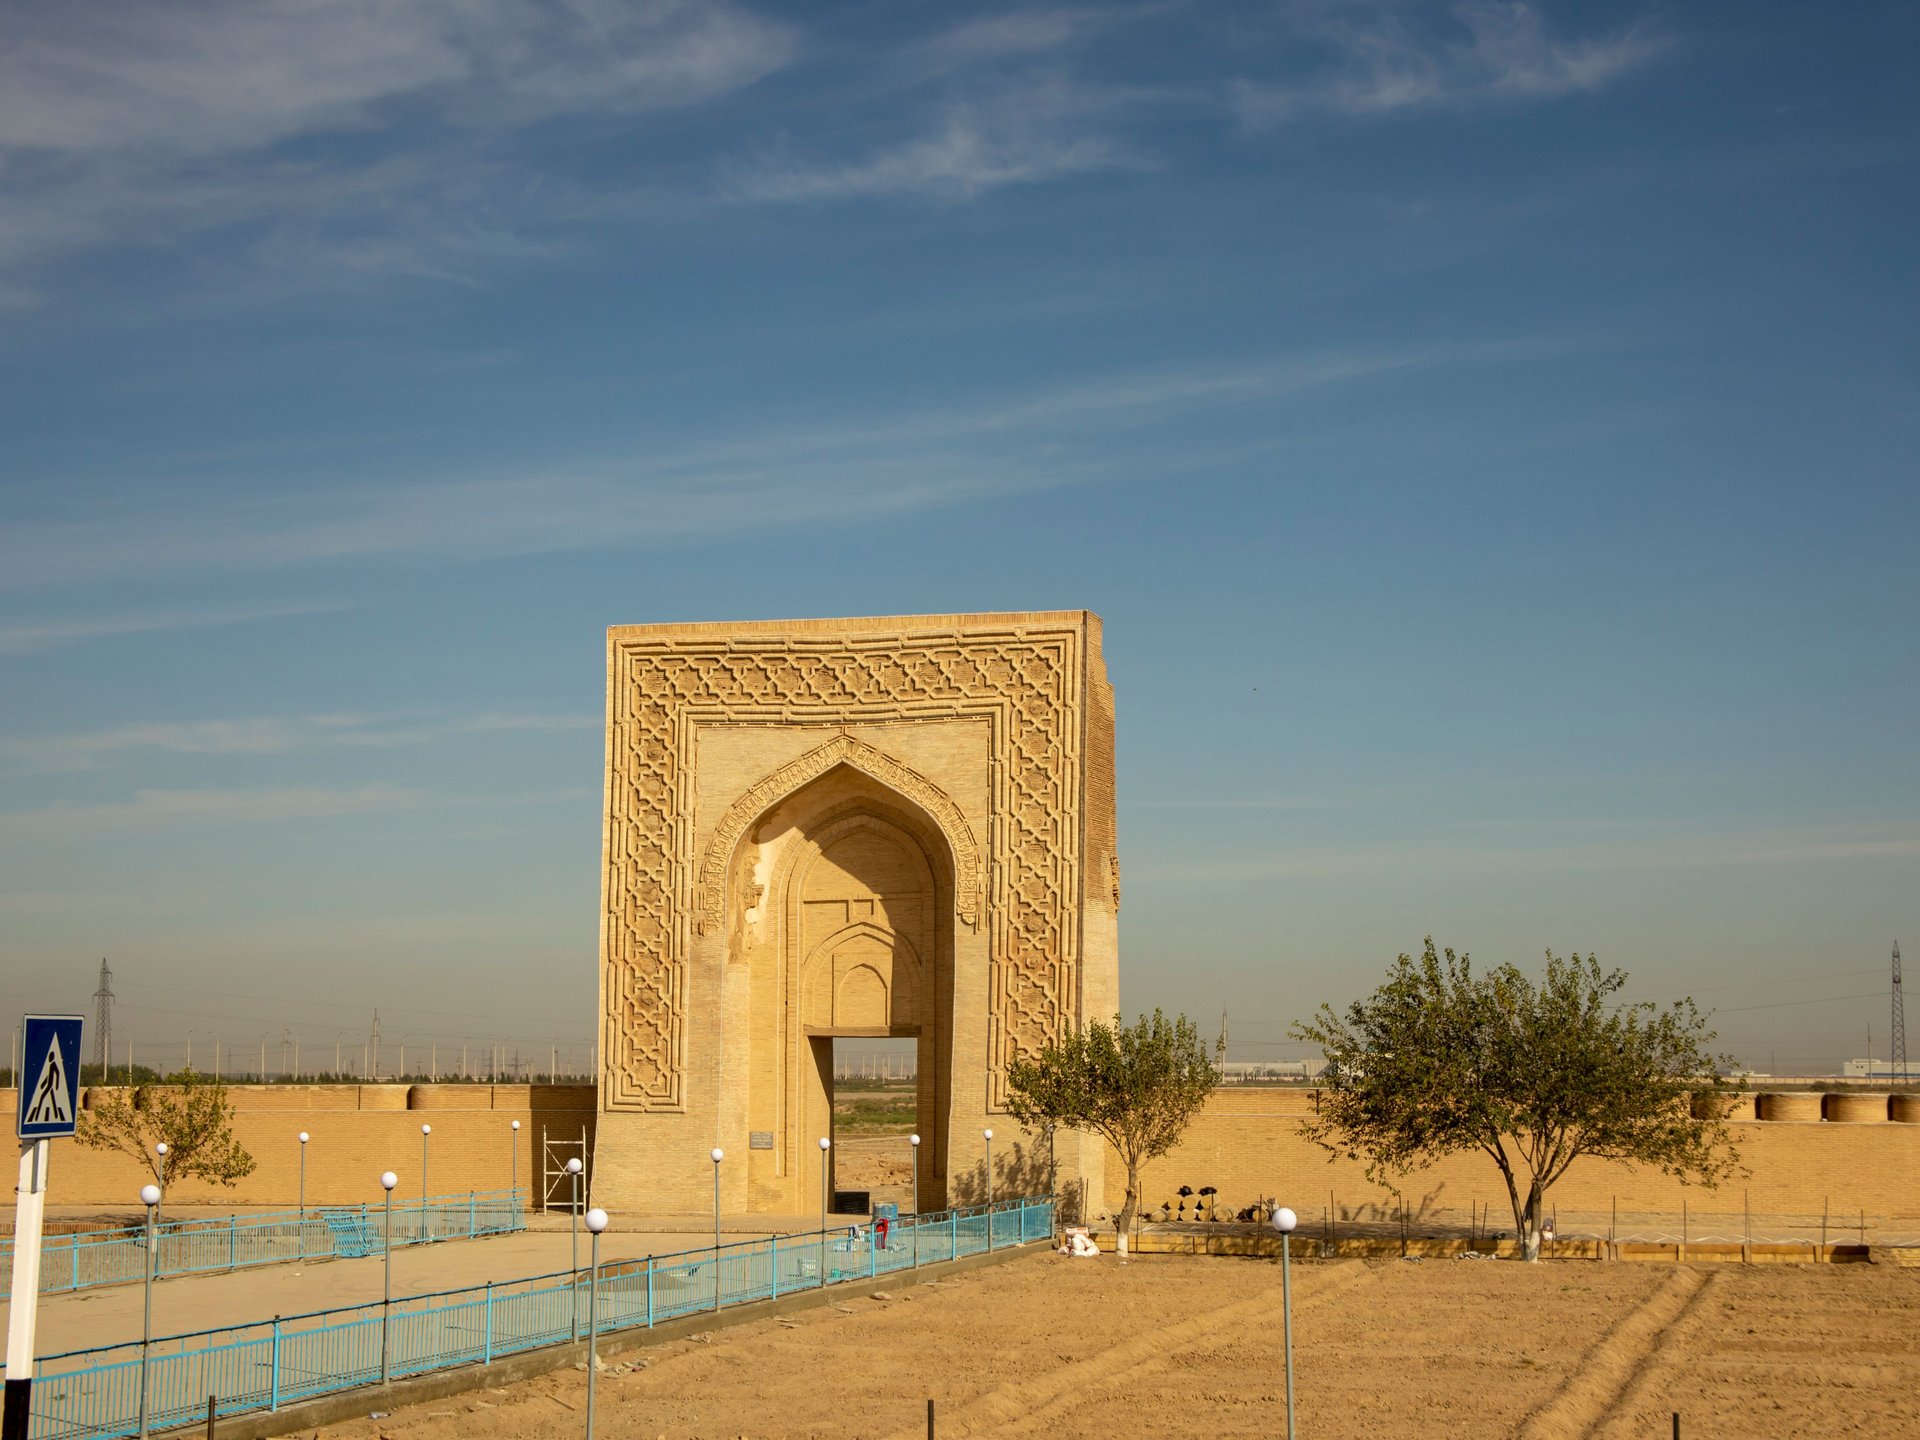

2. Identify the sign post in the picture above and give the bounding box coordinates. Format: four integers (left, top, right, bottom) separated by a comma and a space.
5, 1014, 84, 1440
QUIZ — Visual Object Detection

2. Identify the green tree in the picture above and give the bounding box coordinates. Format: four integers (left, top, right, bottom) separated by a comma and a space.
77, 1069, 256, 1203
1294, 940, 1741, 1261
1005, 1009, 1219, 1252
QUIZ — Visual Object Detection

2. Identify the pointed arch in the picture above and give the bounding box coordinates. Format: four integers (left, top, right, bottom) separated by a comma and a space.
695, 735, 982, 934
798, 916, 928, 1032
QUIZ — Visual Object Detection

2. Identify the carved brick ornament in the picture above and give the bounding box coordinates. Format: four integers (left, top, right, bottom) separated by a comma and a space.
603, 623, 1085, 1113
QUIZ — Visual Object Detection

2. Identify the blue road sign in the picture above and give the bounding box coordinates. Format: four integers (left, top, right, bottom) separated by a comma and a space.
18, 1014, 83, 1140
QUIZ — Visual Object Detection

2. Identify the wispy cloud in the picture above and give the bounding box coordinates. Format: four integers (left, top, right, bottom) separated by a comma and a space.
0, 0, 1676, 297
1131, 819, 1920, 884
0, 784, 425, 839
749, 5, 1191, 206
0, 343, 1464, 588
725, 113, 1135, 203
917, 10, 1114, 70
0, 0, 796, 281
1130, 797, 1327, 811
1231, 3, 1667, 128
0, 712, 597, 774
722, 66, 1175, 205
1, 1, 796, 158
0, 599, 351, 657
0, 886, 221, 921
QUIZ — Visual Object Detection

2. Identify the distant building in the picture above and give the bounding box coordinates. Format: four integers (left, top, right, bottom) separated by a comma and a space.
1219, 1060, 1321, 1083
1842, 1058, 1913, 1079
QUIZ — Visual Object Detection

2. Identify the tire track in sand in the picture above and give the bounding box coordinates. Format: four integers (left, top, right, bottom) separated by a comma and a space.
880, 1261, 1374, 1440
1515, 1268, 1717, 1440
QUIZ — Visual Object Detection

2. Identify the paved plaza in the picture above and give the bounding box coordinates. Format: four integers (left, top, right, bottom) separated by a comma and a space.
5, 1216, 802, 1356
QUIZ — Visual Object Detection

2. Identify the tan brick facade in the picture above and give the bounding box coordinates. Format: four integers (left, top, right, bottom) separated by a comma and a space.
595, 612, 1119, 1214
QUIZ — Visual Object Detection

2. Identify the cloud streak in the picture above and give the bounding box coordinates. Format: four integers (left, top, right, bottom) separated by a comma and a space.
0, 343, 1464, 589
0, 600, 351, 657
722, 63, 1183, 204
0, 0, 796, 279
0, 1, 796, 159
0, 712, 598, 773
0, 1, 1677, 298
0, 784, 425, 839
1130, 819, 1920, 885
1231, 2, 1667, 128
724, 114, 1136, 203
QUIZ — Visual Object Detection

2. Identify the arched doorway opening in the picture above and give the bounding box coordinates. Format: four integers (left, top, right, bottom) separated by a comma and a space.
715, 762, 959, 1213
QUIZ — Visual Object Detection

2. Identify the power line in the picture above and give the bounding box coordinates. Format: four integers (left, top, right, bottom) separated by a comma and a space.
113, 979, 585, 1028
1712, 990, 1884, 1016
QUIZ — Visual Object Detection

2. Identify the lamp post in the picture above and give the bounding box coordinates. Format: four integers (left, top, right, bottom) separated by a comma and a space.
818, 1136, 832, 1282
710, 1147, 724, 1311
153, 1142, 169, 1229
420, 1122, 432, 1201
983, 1128, 994, 1207
566, 1157, 584, 1261
567, 1156, 584, 1339
138, 1183, 160, 1440
584, 1207, 609, 1440
297, 1132, 309, 1220
380, 1170, 398, 1384
510, 1118, 521, 1205
1271, 1204, 1298, 1440
908, 1133, 921, 1269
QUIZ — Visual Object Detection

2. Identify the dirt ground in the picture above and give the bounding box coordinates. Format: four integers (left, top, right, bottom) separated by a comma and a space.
831, 1136, 913, 1203
298, 1251, 1920, 1440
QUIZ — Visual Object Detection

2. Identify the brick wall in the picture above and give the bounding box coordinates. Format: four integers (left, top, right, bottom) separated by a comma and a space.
3, 1084, 595, 1210
1101, 1087, 1920, 1223
29, 1080, 1910, 1223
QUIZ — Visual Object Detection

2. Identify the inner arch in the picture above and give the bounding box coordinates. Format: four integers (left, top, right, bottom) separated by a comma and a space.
696, 734, 981, 936
718, 759, 959, 1212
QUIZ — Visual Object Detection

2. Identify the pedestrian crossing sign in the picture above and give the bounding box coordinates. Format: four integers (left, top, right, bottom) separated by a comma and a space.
18, 1015, 83, 1139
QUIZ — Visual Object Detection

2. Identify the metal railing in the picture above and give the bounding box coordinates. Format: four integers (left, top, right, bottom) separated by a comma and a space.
0, 1190, 524, 1300
1145, 1199, 1920, 1252
6, 1197, 1054, 1440
1552, 1206, 1920, 1249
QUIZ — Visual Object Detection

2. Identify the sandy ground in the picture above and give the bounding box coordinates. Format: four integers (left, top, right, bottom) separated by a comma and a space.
832, 1136, 913, 1205
292, 1251, 1920, 1440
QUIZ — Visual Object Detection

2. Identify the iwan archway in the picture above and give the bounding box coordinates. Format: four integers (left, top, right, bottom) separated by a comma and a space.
715, 757, 965, 1210
595, 612, 1118, 1217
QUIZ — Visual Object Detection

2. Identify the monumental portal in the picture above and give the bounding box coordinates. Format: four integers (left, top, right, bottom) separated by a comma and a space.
596, 612, 1117, 1215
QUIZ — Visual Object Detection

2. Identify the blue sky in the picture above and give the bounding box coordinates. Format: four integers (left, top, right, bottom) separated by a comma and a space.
0, 0, 1914, 1078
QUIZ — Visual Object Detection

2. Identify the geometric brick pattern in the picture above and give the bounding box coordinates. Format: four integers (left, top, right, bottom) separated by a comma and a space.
603, 620, 1085, 1113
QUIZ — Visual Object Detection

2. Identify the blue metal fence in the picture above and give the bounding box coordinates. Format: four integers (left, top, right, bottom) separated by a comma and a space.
0, 1190, 524, 1301
7, 1197, 1054, 1440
